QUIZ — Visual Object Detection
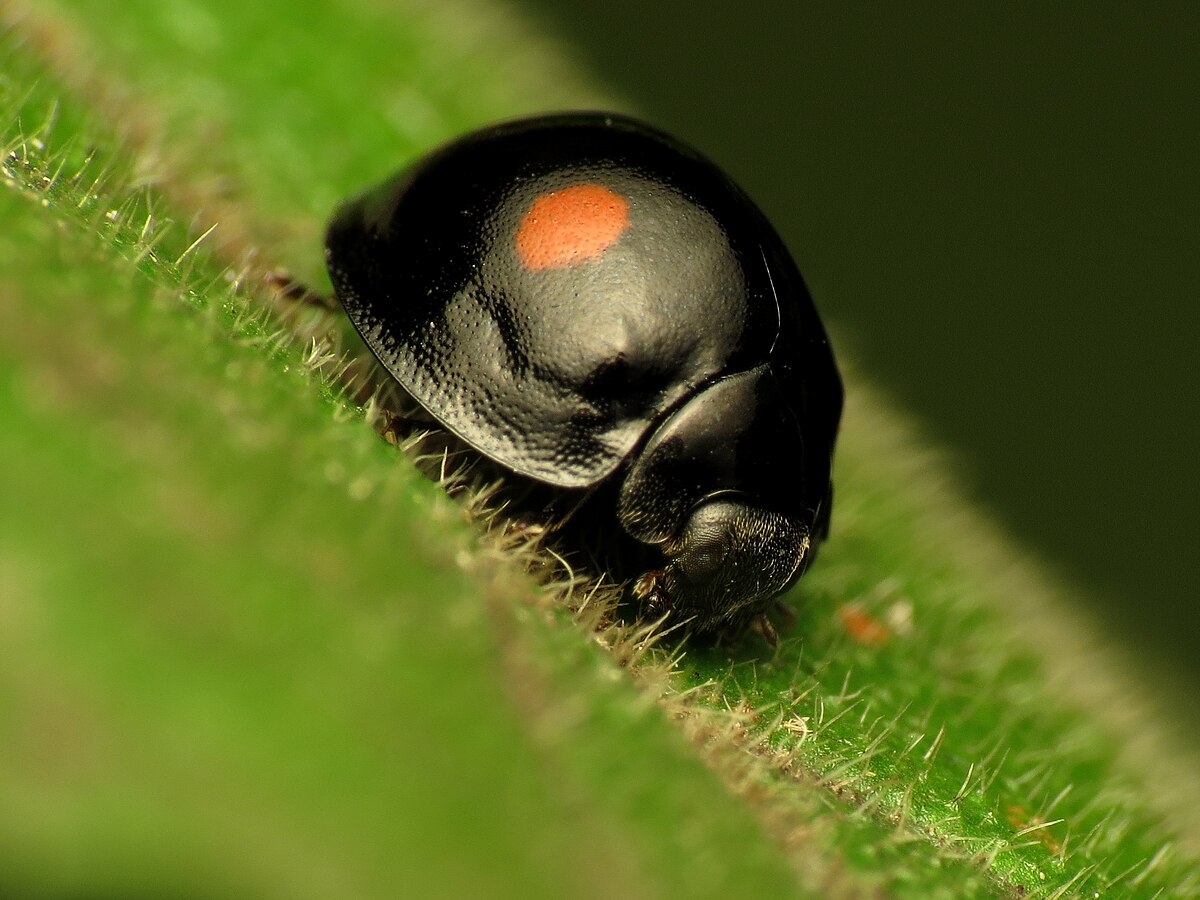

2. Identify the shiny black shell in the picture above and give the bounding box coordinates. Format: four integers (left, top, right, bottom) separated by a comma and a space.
326, 112, 842, 613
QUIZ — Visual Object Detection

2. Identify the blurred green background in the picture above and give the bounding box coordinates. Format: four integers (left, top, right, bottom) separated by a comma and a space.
518, 1, 1200, 687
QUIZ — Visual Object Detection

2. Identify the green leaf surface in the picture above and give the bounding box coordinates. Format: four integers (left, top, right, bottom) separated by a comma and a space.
1, 1, 1198, 897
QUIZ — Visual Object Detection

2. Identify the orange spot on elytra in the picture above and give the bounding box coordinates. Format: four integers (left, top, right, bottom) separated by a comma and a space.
837, 605, 891, 646
516, 183, 630, 270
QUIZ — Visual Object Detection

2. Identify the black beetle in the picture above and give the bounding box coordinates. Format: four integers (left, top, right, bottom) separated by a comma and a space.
325, 112, 842, 636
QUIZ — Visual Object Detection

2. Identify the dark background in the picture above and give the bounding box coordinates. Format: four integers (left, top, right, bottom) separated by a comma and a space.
517, 2, 1200, 689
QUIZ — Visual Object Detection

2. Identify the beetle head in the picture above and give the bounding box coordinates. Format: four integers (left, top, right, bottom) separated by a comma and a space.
636, 497, 810, 631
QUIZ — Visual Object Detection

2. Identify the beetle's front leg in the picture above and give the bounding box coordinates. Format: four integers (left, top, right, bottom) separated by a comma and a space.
632, 568, 669, 621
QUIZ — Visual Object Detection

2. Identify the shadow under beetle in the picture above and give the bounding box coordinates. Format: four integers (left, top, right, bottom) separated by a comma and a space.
324, 112, 843, 640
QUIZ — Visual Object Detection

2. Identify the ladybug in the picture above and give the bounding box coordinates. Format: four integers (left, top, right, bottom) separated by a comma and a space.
325, 112, 842, 637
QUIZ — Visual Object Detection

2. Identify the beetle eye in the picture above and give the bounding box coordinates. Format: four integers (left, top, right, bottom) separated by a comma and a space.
672, 515, 732, 578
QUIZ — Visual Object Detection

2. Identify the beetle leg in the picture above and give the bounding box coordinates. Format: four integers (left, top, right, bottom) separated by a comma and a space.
748, 612, 780, 648
378, 409, 432, 446
632, 569, 670, 620
377, 408, 442, 443
264, 267, 340, 310
633, 569, 662, 598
